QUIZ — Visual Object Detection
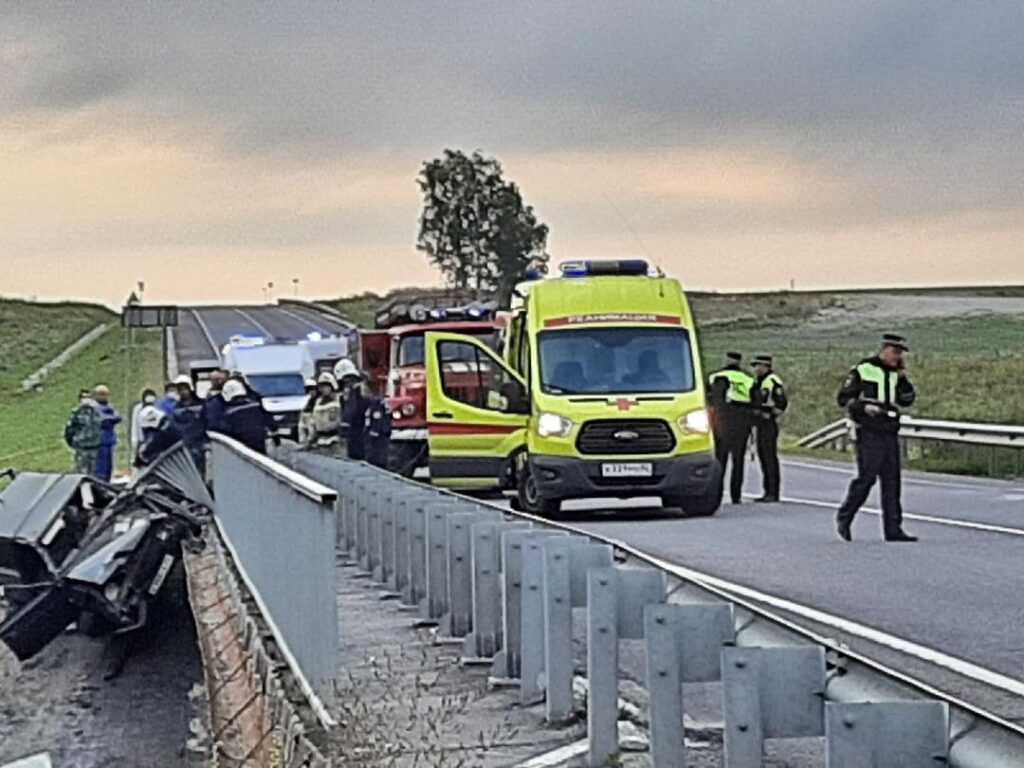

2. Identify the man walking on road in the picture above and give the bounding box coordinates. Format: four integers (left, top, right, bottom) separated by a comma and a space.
92, 385, 121, 483
64, 389, 102, 476
708, 351, 755, 505
751, 355, 787, 502
836, 333, 918, 542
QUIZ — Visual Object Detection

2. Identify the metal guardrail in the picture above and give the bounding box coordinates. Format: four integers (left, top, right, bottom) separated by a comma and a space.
264, 448, 1024, 767
209, 435, 339, 728
800, 416, 1024, 451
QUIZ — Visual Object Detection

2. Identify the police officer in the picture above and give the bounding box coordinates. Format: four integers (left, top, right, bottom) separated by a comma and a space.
836, 333, 917, 542
219, 380, 274, 454
363, 379, 392, 469
170, 374, 208, 474
751, 355, 788, 502
707, 352, 755, 505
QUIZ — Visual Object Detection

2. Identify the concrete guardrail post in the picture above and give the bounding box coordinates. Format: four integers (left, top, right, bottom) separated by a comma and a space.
825, 700, 949, 767
721, 646, 826, 767
542, 537, 614, 724
644, 602, 735, 767
440, 509, 503, 639
463, 519, 530, 663
586, 566, 665, 766
492, 529, 566, 682
420, 502, 469, 623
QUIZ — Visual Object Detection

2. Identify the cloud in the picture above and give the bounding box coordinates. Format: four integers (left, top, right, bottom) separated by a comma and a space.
0, 1, 1022, 303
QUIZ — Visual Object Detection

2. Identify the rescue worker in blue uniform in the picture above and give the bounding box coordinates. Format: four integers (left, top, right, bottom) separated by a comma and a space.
707, 352, 755, 505
170, 374, 208, 474
335, 359, 368, 460
219, 380, 274, 454
92, 385, 122, 483
836, 333, 917, 542
751, 355, 788, 502
363, 379, 392, 469
202, 369, 229, 432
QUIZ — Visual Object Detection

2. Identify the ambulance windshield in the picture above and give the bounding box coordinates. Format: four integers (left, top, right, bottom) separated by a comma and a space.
538, 327, 695, 395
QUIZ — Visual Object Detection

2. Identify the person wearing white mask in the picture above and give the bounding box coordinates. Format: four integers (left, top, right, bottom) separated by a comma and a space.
130, 388, 159, 454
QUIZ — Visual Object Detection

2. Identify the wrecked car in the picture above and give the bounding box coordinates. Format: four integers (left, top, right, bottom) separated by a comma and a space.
0, 444, 212, 663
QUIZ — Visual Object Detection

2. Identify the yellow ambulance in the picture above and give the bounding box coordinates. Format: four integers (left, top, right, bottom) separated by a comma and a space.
423, 260, 720, 516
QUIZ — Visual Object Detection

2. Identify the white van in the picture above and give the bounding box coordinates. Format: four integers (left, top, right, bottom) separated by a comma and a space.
222, 342, 314, 437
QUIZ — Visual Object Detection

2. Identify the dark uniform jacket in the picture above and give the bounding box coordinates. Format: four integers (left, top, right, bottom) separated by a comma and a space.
135, 421, 183, 467
837, 356, 915, 433
342, 388, 370, 460
221, 396, 274, 454
364, 396, 392, 468
203, 393, 228, 432
171, 398, 208, 456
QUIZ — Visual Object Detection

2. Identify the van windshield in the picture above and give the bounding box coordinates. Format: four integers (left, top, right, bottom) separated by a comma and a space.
538, 327, 695, 395
248, 374, 306, 398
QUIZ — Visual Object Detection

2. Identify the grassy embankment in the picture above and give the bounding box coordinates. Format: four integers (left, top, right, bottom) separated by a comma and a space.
692, 292, 1024, 476
0, 299, 164, 475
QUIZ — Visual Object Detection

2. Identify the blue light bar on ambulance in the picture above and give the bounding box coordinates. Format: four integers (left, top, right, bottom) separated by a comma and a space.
559, 259, 650, 277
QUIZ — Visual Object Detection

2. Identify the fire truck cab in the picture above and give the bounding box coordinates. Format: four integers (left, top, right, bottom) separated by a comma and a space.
366, 298, 501, 475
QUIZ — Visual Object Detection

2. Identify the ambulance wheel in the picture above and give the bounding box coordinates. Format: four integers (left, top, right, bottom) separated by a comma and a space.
518, 464, 561, 517
666, 490, 721, 518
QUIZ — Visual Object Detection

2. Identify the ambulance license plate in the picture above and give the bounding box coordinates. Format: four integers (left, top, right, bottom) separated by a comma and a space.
601, 462, 653, 478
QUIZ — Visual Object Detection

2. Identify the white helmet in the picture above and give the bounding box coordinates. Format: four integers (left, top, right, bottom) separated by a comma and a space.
173, 374, 193, 388
137, 405, 165, 431
333, 358, 360, 381
317, 372, 338, 388
304, 378, 317, 389
222, 380, 247, 401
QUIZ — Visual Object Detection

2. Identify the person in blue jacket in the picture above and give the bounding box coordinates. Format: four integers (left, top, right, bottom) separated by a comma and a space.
363, 380, 392, 469
218, 380, 275, 454
157, 382, 179, 414
202, 369, 229, 432
170, 375, 208, 474
91, 384, 122, 482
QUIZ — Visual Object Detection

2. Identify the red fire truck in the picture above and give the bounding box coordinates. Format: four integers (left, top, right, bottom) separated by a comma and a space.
359, 298, 502, 475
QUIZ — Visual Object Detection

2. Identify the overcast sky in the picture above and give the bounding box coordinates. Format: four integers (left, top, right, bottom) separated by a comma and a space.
2, 1, 1022, 305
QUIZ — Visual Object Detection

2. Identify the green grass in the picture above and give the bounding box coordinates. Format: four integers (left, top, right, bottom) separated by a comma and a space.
696, 312, 1024, 476
0, 300, 113, 390
0, 321, 164, 475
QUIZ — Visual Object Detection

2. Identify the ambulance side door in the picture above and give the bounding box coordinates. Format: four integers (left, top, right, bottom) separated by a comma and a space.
424, 331, 529, 490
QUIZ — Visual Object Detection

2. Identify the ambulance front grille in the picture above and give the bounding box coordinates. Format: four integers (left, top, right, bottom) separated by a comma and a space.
576, 419, 676, 455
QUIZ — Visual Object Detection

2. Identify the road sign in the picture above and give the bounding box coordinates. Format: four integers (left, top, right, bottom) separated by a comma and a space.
121, 305, 178, 328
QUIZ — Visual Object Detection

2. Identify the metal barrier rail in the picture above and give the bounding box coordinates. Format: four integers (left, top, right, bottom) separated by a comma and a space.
209, 435, 339, 729
800, 415, 1024, 450
273, 448, 1024, 767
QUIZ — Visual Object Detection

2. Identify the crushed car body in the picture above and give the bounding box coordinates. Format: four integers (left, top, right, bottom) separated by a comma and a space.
0, 443, 211, 661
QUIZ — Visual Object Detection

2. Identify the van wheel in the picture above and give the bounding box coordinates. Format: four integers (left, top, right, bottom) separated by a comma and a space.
666, 490, 721, 518
517, 464, 561, 517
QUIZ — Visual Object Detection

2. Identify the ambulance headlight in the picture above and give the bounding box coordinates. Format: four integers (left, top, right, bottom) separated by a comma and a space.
679, 408, 710, 434
536, 412, 574, 437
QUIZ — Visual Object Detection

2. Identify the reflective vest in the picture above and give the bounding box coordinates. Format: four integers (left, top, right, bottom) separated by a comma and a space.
311, 398, 341, 437
759, 372, 784, 409
856, 361, 897, 406
711, 368, 754, 404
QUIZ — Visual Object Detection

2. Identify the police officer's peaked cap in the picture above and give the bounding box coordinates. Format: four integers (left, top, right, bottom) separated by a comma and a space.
726, 351, 743, 363
881, 333, 909, 351
752, 355, 773, 366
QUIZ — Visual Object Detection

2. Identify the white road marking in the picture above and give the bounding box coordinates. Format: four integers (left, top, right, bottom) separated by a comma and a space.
233, 307, 272, 337
648, 554, 1024, 699
771, 494, 1024, 538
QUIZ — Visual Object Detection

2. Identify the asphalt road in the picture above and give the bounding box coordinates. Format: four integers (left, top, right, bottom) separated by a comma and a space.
556, 456, 1024, 723
173, 304, 350, 373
